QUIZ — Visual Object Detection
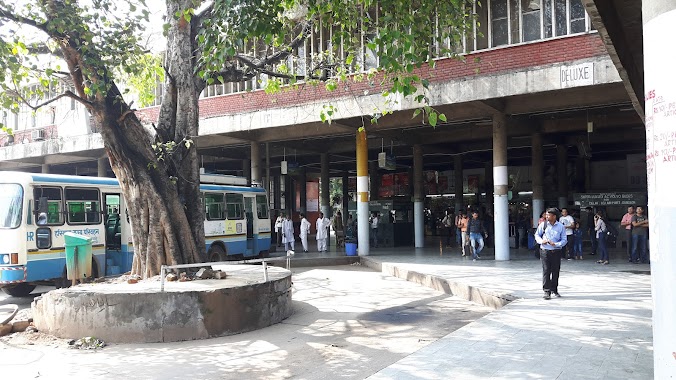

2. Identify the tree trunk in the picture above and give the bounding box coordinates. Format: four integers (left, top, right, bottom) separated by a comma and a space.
94, 85, 203, 277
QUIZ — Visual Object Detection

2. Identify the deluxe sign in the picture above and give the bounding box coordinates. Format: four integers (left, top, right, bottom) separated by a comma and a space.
560, 62, 594, 88
573, 192, 647, 207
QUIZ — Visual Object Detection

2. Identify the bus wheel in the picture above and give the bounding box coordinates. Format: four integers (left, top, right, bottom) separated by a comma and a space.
54, 266, 70, 289
1, 283, 37, 297
259, 250, 270, 258
208, 245, 226, 262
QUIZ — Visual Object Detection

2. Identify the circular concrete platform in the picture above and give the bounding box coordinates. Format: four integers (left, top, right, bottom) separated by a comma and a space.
31, 265, 292, 343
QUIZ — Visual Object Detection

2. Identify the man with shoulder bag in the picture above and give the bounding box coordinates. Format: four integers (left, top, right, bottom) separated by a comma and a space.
534, 208, 568, 300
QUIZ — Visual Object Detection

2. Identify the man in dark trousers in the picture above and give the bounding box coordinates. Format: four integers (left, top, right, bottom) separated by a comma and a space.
534, 208, 568, 300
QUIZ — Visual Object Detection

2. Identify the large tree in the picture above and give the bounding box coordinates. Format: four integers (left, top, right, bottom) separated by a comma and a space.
0, 0, 474, 278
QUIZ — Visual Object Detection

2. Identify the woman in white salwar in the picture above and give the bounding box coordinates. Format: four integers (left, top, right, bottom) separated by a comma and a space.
282, 213, 295, 252
315, 212, 331, 252
299, 213, 311, 253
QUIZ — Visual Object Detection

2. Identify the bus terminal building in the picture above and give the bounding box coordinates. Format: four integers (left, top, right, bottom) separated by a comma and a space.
0, 1, 648, 256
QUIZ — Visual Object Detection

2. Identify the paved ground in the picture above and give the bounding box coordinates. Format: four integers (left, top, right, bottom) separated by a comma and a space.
0, 242, 653, 379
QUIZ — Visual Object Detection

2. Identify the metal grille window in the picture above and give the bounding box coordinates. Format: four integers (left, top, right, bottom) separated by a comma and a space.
569, 0, 586, 33
491, 0, 509, 47
256, 194, 269, 219
522, 0, 542, 42
65, 188, 101, 225
204, 192, 225, 220
33, 186, 63, 225
226, 193, 244, 220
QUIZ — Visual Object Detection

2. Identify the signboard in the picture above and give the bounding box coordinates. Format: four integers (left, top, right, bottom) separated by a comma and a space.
378, 152, 396, 170
573, 192, 647, 207
560, 62, 594, 88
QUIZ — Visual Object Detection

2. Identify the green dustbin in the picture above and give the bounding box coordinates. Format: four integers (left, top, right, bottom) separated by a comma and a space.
64, 232, 93, 280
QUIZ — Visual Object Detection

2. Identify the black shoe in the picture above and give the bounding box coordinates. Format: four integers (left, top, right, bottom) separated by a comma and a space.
553, 292, 561, 298
543, 292, 551, 300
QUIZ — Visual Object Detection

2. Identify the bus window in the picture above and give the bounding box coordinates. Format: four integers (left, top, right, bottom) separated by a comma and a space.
65, 188, 101, 225
0, 184, 23, 229
33, 186, 63, 225
256, 194, 269, 219
225, 193, 244, 220
204, 192, 225, 220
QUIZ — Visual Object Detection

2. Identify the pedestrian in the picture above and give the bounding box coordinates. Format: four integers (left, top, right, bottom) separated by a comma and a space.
442, 208, 455, 247
275, 212, 284, 247
594, 210, 609, 264
456, 211, 469, 256
468, 211, 488, 261
316, 212, 331, 252
620, 206, 635, 262
299, 213, 311, 253
369, 211, 379, 248
572, 221, 583, 260
631, 206, 649, 263
559, 208, 575, 260
332, 210, 344, 248
584, 207, 597, 256
454, 210, 463, 247
282, 213, 295, 252
534, 208, 567, 300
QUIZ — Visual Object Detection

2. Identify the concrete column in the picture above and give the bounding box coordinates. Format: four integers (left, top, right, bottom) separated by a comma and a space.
41, 164, 50, 174
250, 142, 261, 185
243, 159, 251, 185
342, 172, 349, 222
356, 130, 370, 256
532, 131, 545, 228
265, 143, 271, 191
97, 157, 108, 177
556, 144, 568, 208
493, 114, 509, 261
413, 144, 424, 248
273, 174, 281, 210
643, 3, 676, 377
299, 169, 307, 214
285, 174, 293, 215
454, 155, 464, 213
320, 153, 330, 218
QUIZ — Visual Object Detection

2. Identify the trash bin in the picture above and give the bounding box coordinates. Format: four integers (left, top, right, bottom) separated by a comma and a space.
345, 242, 357, 256
64, 232, 93, 280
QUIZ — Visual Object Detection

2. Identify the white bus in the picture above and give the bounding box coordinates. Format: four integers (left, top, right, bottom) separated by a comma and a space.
0, 172, 271, 296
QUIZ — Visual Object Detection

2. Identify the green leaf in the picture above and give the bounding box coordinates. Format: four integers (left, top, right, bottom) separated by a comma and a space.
429, 112, 438, 127
439, 114, 447, 122
412, 108, 421, 119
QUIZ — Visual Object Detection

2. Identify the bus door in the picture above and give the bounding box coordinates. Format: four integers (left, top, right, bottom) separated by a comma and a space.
103, 193, 127, 275
244, 196, 255, 255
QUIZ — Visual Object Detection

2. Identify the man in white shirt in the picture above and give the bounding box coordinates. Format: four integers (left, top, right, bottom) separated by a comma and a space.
282, 213, 295, 252
274, 213, 284, 247
316, 212, 331, 252
559, 208, 575, 260
299, 213, 311, 253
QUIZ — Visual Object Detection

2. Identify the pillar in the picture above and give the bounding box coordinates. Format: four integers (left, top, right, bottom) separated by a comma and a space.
643, 3, 676, 377
356, 130, 370, 256
556, 144, 568, 208
320, 153, 330, 218
273, 174, 281, 211
41, 164, 50, 174
493, 114, 509, 261
97, 157, 108, 177
413, 144, 424, 248
243, 159, 251, 185
342, 172, 349, 222
532, 131, 545, 228
454, 155, 464, 213
299, 169, 307, 214
265, 143, 271, 191
250, 142, 260, 185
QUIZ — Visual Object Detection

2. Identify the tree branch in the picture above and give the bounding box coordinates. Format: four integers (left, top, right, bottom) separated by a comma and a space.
14, 89, 92, 111
0, 7, 48, 33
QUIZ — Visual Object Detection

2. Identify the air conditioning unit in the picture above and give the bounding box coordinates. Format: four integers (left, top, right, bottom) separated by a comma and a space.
32, 129, 45, 141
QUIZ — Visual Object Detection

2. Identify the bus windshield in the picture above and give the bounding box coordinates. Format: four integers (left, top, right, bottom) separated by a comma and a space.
0, 184, 23, 229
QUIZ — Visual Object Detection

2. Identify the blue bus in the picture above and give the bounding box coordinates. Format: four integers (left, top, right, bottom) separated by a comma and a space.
0, 172, 271, 296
